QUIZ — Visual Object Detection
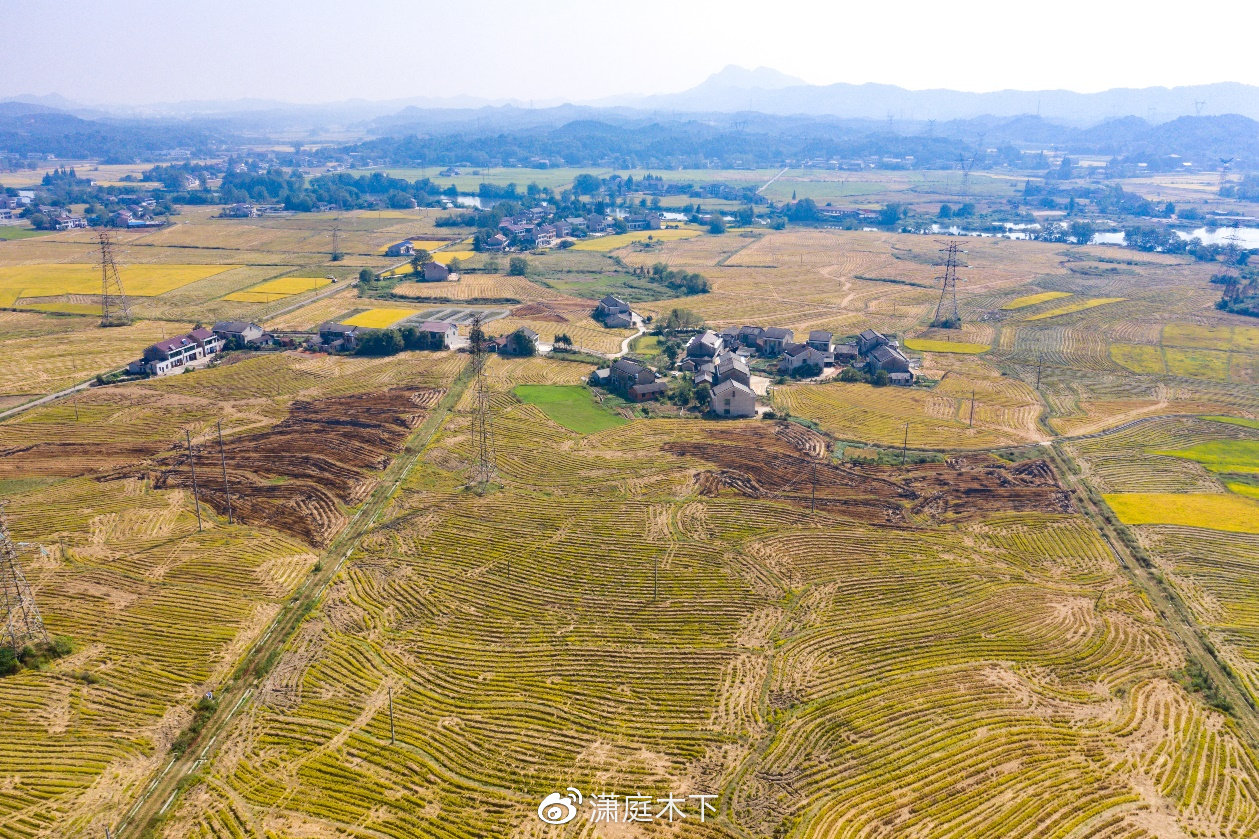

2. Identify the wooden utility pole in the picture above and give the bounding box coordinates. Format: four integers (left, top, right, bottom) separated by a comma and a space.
217, 421, 233, 524
969, 389, 975, 427
810, 459, 817, 513
74, 399, 79, 422
901, 422, 909, 469
653, 555, 658, 602
185, 429, 203, 532
388, 687, 395, 744
1035, 353, 1043, 391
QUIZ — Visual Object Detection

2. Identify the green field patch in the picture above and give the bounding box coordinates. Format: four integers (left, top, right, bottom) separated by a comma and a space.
0, 227, 50, 241
1104, 492, 1259, 534
903, 338, 990, 354
632, 334, 662, 355
513, 384, 628, 434
1164, 347, 1230, 381
1152, 439, 1259, 475
1204, 415, 1259, 431
1163, 323, 1235, 351
1110, 344, 1165, 374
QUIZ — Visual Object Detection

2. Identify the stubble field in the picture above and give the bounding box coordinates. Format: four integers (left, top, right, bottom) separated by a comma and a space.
4, 221, 1259, 838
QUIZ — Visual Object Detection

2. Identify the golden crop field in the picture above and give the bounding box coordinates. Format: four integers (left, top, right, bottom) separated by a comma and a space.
221, 275, 332, 302
429, 249, 475, 264
1001, 290, 1072, 309
1105, 492, 1259, 533
340, 307, 423, 328
903, 337, 990, 353
570, 227, 704, 251
0, 263, 228, 301
1025, 296, 1126, 320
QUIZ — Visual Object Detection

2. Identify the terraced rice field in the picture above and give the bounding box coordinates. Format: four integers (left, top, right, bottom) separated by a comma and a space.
222, 275, 332, 303
903, 337, 990, 353
773, 380, 1042, 448
8, 225, 1259, 838
0, 351, 467, 837
147, 359, 1259, 838
340, 307, 424, 328
0, 318, 173, 401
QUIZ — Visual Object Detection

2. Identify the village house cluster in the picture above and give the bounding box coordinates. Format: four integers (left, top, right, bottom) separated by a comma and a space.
687, 324, 914, 385
589, 321, 918, 419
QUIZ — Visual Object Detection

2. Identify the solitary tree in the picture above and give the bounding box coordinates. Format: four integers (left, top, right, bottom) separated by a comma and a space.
508, 256, 528, 276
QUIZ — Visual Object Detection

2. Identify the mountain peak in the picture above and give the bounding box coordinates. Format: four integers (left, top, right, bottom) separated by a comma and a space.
700, 65, 806, 91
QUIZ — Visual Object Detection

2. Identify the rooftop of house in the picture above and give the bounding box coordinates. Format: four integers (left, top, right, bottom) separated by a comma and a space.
713, 378, 755, 396
212, 321, 259, 334
763, 326, 793, 339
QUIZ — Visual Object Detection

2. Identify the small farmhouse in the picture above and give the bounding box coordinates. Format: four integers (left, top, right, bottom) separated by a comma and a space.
711, 378, 757, 417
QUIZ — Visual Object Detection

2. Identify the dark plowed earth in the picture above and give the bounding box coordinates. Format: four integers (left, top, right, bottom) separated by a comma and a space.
107, 387, 444, 546
0, 441, 168, 477
668, 424, 1071, 524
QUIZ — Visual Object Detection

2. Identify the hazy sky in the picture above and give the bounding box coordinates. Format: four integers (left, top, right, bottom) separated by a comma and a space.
5, 0, 1258, 105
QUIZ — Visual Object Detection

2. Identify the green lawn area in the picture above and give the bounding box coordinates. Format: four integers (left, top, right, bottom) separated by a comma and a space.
632, 334, 662, 354
0, 226, 49, 240
513, 384, 629, 434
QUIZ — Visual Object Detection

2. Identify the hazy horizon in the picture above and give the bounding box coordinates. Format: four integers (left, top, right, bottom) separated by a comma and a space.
6, 0, 1259, 108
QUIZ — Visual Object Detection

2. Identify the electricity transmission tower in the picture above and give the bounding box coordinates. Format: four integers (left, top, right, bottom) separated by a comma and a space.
331, 223, 343, 262
933, 241, 963, 327
468, 316, 497, 489
98, 231, 132, 327
0, 504, 50, 652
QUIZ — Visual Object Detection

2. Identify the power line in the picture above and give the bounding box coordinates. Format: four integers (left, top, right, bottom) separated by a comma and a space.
217, 421, 233, 525
185, 429, 203, 532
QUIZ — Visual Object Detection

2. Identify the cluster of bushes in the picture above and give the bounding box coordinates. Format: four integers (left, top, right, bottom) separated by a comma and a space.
356, 325, 445, 356
837, 366, 891, 386
0, 636, 73, 677
642, 262, 709, 294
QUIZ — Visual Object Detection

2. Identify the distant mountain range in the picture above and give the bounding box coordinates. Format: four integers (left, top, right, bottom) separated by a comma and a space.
3, 67, 1259, 168
5, 66, 1257, 126
606, 66, 1259, 124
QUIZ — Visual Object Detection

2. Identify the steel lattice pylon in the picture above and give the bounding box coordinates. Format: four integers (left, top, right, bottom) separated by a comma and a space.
933, 241, 963, 326
0, 505, 50, 652
468, 315, 497, 488
99, 231, 132, 327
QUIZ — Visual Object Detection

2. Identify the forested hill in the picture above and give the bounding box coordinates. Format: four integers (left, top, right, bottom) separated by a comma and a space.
0, 105, 233, 162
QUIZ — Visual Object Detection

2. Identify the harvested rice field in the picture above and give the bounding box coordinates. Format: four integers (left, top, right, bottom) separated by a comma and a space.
6, 223, 1259, 839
